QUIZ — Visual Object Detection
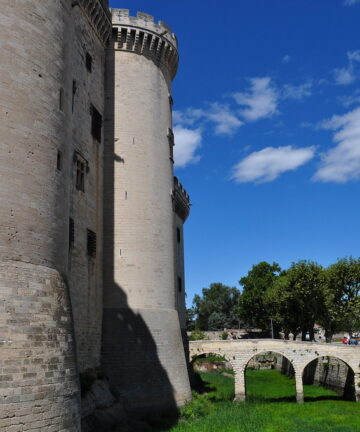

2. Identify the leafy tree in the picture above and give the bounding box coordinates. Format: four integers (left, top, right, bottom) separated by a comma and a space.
321, 257, 360, 339
186, 308, 196, 331
238, 262, 281, 332
269, 260, 326, 341
193, 283, 240, 330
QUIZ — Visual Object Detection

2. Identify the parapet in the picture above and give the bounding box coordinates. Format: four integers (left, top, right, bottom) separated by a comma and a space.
111, 9, 179, 80
74, 0, 112, 45
173, 177, 191, 221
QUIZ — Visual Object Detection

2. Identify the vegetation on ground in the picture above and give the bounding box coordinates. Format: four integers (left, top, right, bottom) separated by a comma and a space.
155, 369, 360, 432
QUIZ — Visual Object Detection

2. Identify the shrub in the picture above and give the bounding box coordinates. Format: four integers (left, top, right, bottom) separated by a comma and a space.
189, 329, 205, 341
180, 391, 212, 421
221, 331, 228, 340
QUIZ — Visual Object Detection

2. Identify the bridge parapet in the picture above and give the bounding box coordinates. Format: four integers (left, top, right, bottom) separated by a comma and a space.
189, 339, 360, 403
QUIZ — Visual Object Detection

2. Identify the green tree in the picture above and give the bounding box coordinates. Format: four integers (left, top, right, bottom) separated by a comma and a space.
321, 257, 360, 339
269, 260, 326, 341
186, 308, 196, 331
193, 283, 240, 330
238, 262, 281, 332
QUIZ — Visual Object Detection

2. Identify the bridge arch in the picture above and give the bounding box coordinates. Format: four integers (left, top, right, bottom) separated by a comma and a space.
301, 355, 356, 401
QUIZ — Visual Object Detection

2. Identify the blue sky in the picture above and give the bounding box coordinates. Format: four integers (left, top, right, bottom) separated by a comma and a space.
110, 0, 360, 307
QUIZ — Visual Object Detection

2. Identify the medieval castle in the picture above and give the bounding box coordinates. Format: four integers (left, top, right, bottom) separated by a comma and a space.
0, 2, 191, 430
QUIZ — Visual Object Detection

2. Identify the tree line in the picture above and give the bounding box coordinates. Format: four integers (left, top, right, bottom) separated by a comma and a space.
187, 258, 360, 341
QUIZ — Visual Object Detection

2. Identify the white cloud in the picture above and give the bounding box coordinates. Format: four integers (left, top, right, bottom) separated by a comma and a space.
174, 104, 242, 136
343, 0, 360, 5
173, 125, 202, 168
232, 146, 315, 183
282, 81, 313, 100
314, 107, 360, 182
334, 67, 355, 85
282, 55, 291, 63
233, 77, 279, 122
334, 50, 360, 85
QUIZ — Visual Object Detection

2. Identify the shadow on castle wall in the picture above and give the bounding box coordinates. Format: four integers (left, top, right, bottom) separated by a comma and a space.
88, 41, 179, 432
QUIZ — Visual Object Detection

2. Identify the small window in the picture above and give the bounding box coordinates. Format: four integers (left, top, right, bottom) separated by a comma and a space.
69, 218, 75, 249
57, 150, 63, 171
72, 80, 77, 113
178, 276, 182, 293
91, 104, 102, 142
76, 158, 86, 191
59, 88, 64, 111
87, 229, 96, 258
168, 128, 174, 163
86, 52, 93, 72
176, 227, 181, 244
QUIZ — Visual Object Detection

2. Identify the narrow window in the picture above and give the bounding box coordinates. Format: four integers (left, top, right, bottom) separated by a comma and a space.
176, 227, 181, 244
178, 276, 182, 293
72, 80, 77, 113
59, 88, 64, 111
86, 52, 93, 72
168, 128, 174, 163
56, 150, 63, 171
91, 104, 102, 142
69, 218, 75, 249
87, 229, 97, 258
76, 158, 86, 191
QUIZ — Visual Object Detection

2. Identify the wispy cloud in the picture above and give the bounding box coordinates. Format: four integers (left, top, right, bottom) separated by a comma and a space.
174, 104, 243, 136
232, 146, 315, 183
314, 106, 360, 182
343, 0, 360, 5
281, 81, 313, 100
334, 50, 360, 85
233, 77, 279, 121
173, 126, 202, 168
282, 55, 291, 63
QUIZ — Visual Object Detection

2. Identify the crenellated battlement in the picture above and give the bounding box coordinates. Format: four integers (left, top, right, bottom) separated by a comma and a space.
111, 9, 179, 80
174, 177, 191, 221
74, 0, 112, 45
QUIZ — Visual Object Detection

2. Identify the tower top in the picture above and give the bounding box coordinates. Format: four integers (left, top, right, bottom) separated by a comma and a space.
111, 9, 179, 80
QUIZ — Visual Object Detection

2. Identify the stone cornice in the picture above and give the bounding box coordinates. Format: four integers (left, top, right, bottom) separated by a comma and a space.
174, 177, 191, 222
73, 0, 112, 46
111, 9, 179, 81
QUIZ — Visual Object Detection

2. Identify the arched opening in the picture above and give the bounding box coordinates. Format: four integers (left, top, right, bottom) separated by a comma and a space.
190, 352, 235, 401
302, 356, 355, 401
244, 351, 296, 402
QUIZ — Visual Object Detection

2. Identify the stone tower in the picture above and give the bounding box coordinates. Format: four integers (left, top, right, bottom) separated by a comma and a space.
0, 1, 111, 430
102, 9, 192, 412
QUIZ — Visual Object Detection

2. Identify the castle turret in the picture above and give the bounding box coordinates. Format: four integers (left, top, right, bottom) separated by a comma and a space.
0, 3, 81, 430
102, 9, 191, 412
0, 2, 111, 430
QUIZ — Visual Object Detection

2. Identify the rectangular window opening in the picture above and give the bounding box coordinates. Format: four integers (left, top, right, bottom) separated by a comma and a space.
178, 276, 182, 293
87, 229, 97, 258
57, 150, 63, 171
59, 88, 64, 111
91, 104, 102, 142
76, 158, 86, 192
86, 52, 93, 72
72, 80, 77, 113
69, 218, 75, 249
176, 227, 181, 244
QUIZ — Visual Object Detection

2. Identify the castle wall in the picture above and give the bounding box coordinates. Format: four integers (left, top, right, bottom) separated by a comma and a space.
175, 215, 186, 332
66, 2, 109, 373
102, 10, 191, 412
0, 2, 81, 430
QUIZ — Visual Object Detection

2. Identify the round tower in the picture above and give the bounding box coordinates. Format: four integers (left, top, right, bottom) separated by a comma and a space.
102, 9, 191, 412
0, 2, 80, 430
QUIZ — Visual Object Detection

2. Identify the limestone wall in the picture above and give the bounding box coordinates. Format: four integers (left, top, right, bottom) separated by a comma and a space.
102, 10, 191, 411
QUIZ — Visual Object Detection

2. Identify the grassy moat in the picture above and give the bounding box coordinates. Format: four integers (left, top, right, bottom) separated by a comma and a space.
154, 370, 360, 432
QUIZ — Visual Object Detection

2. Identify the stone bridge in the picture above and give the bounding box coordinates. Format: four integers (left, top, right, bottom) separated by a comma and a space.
189, 339, 360, 403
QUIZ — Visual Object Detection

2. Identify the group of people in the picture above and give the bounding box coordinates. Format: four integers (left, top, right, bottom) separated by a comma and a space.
342, 336, 359, 345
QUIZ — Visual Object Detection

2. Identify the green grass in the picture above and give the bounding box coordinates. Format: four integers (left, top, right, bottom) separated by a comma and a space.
159, 370, 360, 432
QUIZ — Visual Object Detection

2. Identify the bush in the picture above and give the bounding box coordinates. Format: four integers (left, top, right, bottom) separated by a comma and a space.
180, 391, 212, 421
189, 329, 205, 341
221, 331, 228, 340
